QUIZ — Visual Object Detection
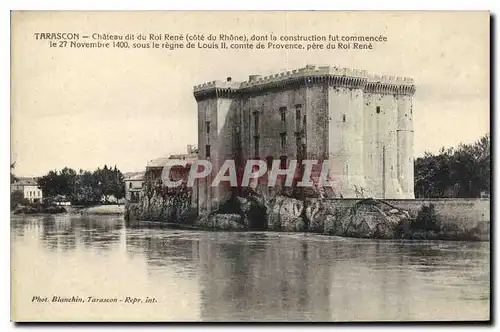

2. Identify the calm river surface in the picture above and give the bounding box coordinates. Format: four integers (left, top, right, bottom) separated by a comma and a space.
11, 214, 490, 322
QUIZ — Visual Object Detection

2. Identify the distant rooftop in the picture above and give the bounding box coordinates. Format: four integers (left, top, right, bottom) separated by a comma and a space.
12, 178, 38, 186
124, 172, 145, 181
147, 153, 198, 167
146, 144, 198, 168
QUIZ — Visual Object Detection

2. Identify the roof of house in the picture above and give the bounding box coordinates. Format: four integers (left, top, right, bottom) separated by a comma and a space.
146, 153, 198, 168
124, 172, 145, 181
12, 179, 39, 187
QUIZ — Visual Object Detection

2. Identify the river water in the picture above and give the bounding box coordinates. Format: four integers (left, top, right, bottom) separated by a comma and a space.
11, 214, 490, 322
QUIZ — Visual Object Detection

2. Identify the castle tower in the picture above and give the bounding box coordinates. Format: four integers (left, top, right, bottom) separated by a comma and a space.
325, 67, 367, 197
363, 76, 415, 199
396, 82, 416, 199
193, 78, 241, 213
193, 65, 416, 212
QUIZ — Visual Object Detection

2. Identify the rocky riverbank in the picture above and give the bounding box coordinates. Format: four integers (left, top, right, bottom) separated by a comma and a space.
125, 192, 489, 241
12, 204, 126, 216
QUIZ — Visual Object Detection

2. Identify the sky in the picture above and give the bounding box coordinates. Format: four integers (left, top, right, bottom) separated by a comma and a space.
11, 11, 490, 177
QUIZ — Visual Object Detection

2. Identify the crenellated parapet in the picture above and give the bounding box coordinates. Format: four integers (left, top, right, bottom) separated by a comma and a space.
193, 80, 242, 101
193, 65, 415, 100
193, 80, 242, 92
364, 82, 416, 95
365, 74, 416, 95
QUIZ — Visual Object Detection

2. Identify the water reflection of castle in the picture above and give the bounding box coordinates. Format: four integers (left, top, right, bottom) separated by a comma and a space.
124, 230, 415, 321
196, 234, 333, 321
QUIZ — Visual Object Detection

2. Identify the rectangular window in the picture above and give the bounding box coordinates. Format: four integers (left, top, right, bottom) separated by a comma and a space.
205, 144, 211, 158
296, 137, 304, 157
295, 105, 302, 132
253, 136, 260, 158
266, 156, 273, 169
280, 155, 288, 169
280, 132, 287, 152
279, 107, 287, 124
295, 105, 301, 120
376, 106, 381, 114
253, 111, 260, 135
206, 121, 210, 134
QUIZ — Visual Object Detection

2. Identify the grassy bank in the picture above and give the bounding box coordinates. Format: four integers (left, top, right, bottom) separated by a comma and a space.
73, 204, 125, 215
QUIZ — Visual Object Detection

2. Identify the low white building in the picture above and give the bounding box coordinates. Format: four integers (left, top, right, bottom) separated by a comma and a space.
11, 179, 43, 203
124, 172, 145, 203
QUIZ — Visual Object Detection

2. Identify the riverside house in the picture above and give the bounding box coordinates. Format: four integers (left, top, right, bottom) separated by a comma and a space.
11, 178, 43, 203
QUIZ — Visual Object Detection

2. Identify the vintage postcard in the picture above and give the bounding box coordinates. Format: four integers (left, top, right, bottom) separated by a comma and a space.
10, 11, 490, 322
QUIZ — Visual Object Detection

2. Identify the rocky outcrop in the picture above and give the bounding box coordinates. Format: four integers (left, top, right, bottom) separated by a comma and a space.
196, 213, 247, 230
324, 199, 404, 238
267, 196, 306, 232
304, 200, 330, 233
125, 182, 192, 223
125, 185, 488, 241
236, 196, 267, 230
302, 198, 410, 238
304, 198, 407, 238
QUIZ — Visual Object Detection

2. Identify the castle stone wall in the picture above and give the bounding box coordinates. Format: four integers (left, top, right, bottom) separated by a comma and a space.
396, 95, 415, 198
327, 85, 365, 197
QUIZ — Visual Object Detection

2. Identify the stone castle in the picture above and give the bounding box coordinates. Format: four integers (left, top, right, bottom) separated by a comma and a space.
193, 65, 416, 213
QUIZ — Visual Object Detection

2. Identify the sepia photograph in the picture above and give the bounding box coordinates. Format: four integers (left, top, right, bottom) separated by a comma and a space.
10, 11, 490, 322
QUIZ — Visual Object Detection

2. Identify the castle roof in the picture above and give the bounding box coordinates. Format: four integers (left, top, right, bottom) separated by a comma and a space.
193, 65, 416, 98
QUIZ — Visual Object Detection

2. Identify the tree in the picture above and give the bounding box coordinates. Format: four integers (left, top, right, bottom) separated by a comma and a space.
37, 165, 126, 205
37, 167, 77, 199
37, 170, 61, 198
73, 170, 100, 205
10, 162, 18, 184
11, 190, 28, 209
414, 134, 490, 198
111, 165, 125, 200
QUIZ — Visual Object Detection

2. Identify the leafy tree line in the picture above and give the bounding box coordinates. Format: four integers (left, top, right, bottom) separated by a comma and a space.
11, 162, 18, 184
414, 134, 490, 198
36, 165, 125, 205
